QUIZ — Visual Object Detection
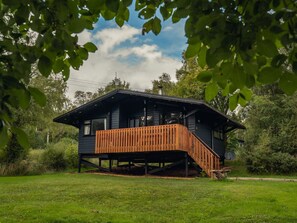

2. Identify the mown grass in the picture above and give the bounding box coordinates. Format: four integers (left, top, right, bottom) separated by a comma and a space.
225, 160, 297, 178
0, 173, 296, 223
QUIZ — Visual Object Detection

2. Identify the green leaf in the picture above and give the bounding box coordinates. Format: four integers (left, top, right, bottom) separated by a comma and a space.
185, 43, 200, 59
115, 16, 124, 27
106, 0, 120, 13
198, 46, 207, 68
62, 67, 70, 81
221, 62, 233, 78
205, 82, 219, 101
12, 127, 29, 149
123, 0, 133, 7
197, 70, 213, 83
84, 42, 97, 53
257, 56, 267, 67
78, 47, 89, 60
239, 88, 252, 101
101, 10, 116, 20
238, 95, 248, 107
0, 126, 9, 149
206, 48, 230, 68
28, 87, 46, 107
68, 18, 86, 33
38, 56, 52, 77
257, 40, 278, 57
152, 17, 161, 35
53, 59, 65, 74
160, 6, 171, 21
9, 88, 31, 109
229, 93, 239, 111
87, 0, 104, 13
278, 72, 297, 95
229, 65, 246, 89
258, 67, 281, 84
271, 54, 287, 68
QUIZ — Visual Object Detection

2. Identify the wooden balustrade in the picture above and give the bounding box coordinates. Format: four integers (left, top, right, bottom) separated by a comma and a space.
95, 124, 220, 177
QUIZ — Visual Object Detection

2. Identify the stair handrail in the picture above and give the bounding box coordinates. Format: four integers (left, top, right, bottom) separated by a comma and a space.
191, 132, 220, 158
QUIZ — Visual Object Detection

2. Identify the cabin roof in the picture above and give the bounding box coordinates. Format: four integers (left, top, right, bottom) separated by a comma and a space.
53, 89, 245, 130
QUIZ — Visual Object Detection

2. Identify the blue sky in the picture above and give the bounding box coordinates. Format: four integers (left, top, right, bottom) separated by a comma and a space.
67, 9, 187, 97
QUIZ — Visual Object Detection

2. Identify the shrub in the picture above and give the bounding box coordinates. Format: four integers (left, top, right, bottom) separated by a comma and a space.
41, 138, 78, 171
0, 161, 29, 176
27, 149, 47, 175
65, 144, 78, 169
246, 151, 297, 174
41, 146, 67, 171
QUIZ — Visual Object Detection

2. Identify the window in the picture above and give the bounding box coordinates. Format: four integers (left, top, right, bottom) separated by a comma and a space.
139, 115, 153, 126
91, 118, 106, 135
83, 118, 106, 136
161, 112, 183, 125
213, 130, 224, 140
129, 116, 153, 127
83, 120, 91, 135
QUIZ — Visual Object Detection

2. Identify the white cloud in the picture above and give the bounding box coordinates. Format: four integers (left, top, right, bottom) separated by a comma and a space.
94, 25, 140, 53
163, 26, 173, 32
67, 25, 182, 98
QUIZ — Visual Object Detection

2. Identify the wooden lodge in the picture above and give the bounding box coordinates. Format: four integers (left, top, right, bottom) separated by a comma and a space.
54, 90, 245, 178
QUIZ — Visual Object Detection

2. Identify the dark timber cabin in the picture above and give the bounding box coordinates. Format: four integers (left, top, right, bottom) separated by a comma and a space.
54, 89, 245, 178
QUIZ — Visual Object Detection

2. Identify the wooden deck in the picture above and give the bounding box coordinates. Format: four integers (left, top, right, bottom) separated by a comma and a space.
95, 124, 220, 177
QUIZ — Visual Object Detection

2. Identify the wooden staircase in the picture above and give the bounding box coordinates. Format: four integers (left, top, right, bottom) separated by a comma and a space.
95, 124, 221, 178
187, 132, 220, 177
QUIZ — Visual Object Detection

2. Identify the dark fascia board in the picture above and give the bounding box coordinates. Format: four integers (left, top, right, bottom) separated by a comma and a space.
53, 89, 245, 129
53, 89, 120, 123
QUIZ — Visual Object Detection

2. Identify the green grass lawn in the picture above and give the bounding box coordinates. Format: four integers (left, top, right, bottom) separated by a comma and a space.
0, 174, 296, 223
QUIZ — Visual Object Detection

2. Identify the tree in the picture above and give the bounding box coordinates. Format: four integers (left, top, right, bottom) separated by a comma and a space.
0, 0, 296, 149
94, 76, 130, 97
73, 76, 130, 106
145, 73, 175, 95
243, 86, 297, 173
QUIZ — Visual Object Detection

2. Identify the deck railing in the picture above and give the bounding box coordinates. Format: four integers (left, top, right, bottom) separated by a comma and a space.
95, 124, 188, 153
95, 124, 220, 177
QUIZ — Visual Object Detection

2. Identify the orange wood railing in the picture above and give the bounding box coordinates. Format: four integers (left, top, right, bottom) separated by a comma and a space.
95, 124, 220, 177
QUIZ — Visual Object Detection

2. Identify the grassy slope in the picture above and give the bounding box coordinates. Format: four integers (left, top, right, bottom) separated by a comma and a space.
0, 174, 296, 223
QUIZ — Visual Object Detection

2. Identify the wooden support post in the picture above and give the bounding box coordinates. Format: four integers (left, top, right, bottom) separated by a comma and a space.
145, 157, 148, 175
159, 162, 161, 168
144, 100, 147, 126
78, 154, 82, 173
185, 153, 188, 177
109, 159, 112, 172
99, 158, 101, 167
128, 161, 131, 171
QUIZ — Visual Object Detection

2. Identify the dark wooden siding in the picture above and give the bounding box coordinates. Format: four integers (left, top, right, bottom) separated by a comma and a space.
111, 106, 120, 129
213, 138, 225, 157
78, 125, 95, 154
153, 109, 159, 125
78, 111, 109, 154
195, 123, 212, 147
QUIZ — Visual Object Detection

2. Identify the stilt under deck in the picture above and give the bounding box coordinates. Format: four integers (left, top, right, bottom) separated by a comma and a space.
95, 124, 220, 178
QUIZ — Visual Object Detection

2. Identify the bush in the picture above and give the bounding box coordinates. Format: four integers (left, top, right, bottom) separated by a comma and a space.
0, 138, 78, 175
65, 144, 78, 169
0, 160, 29, 176
41, 146, 67, 171
27, 149, 47, 174
246, 151, 297, 174
41, 138, 78, 171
